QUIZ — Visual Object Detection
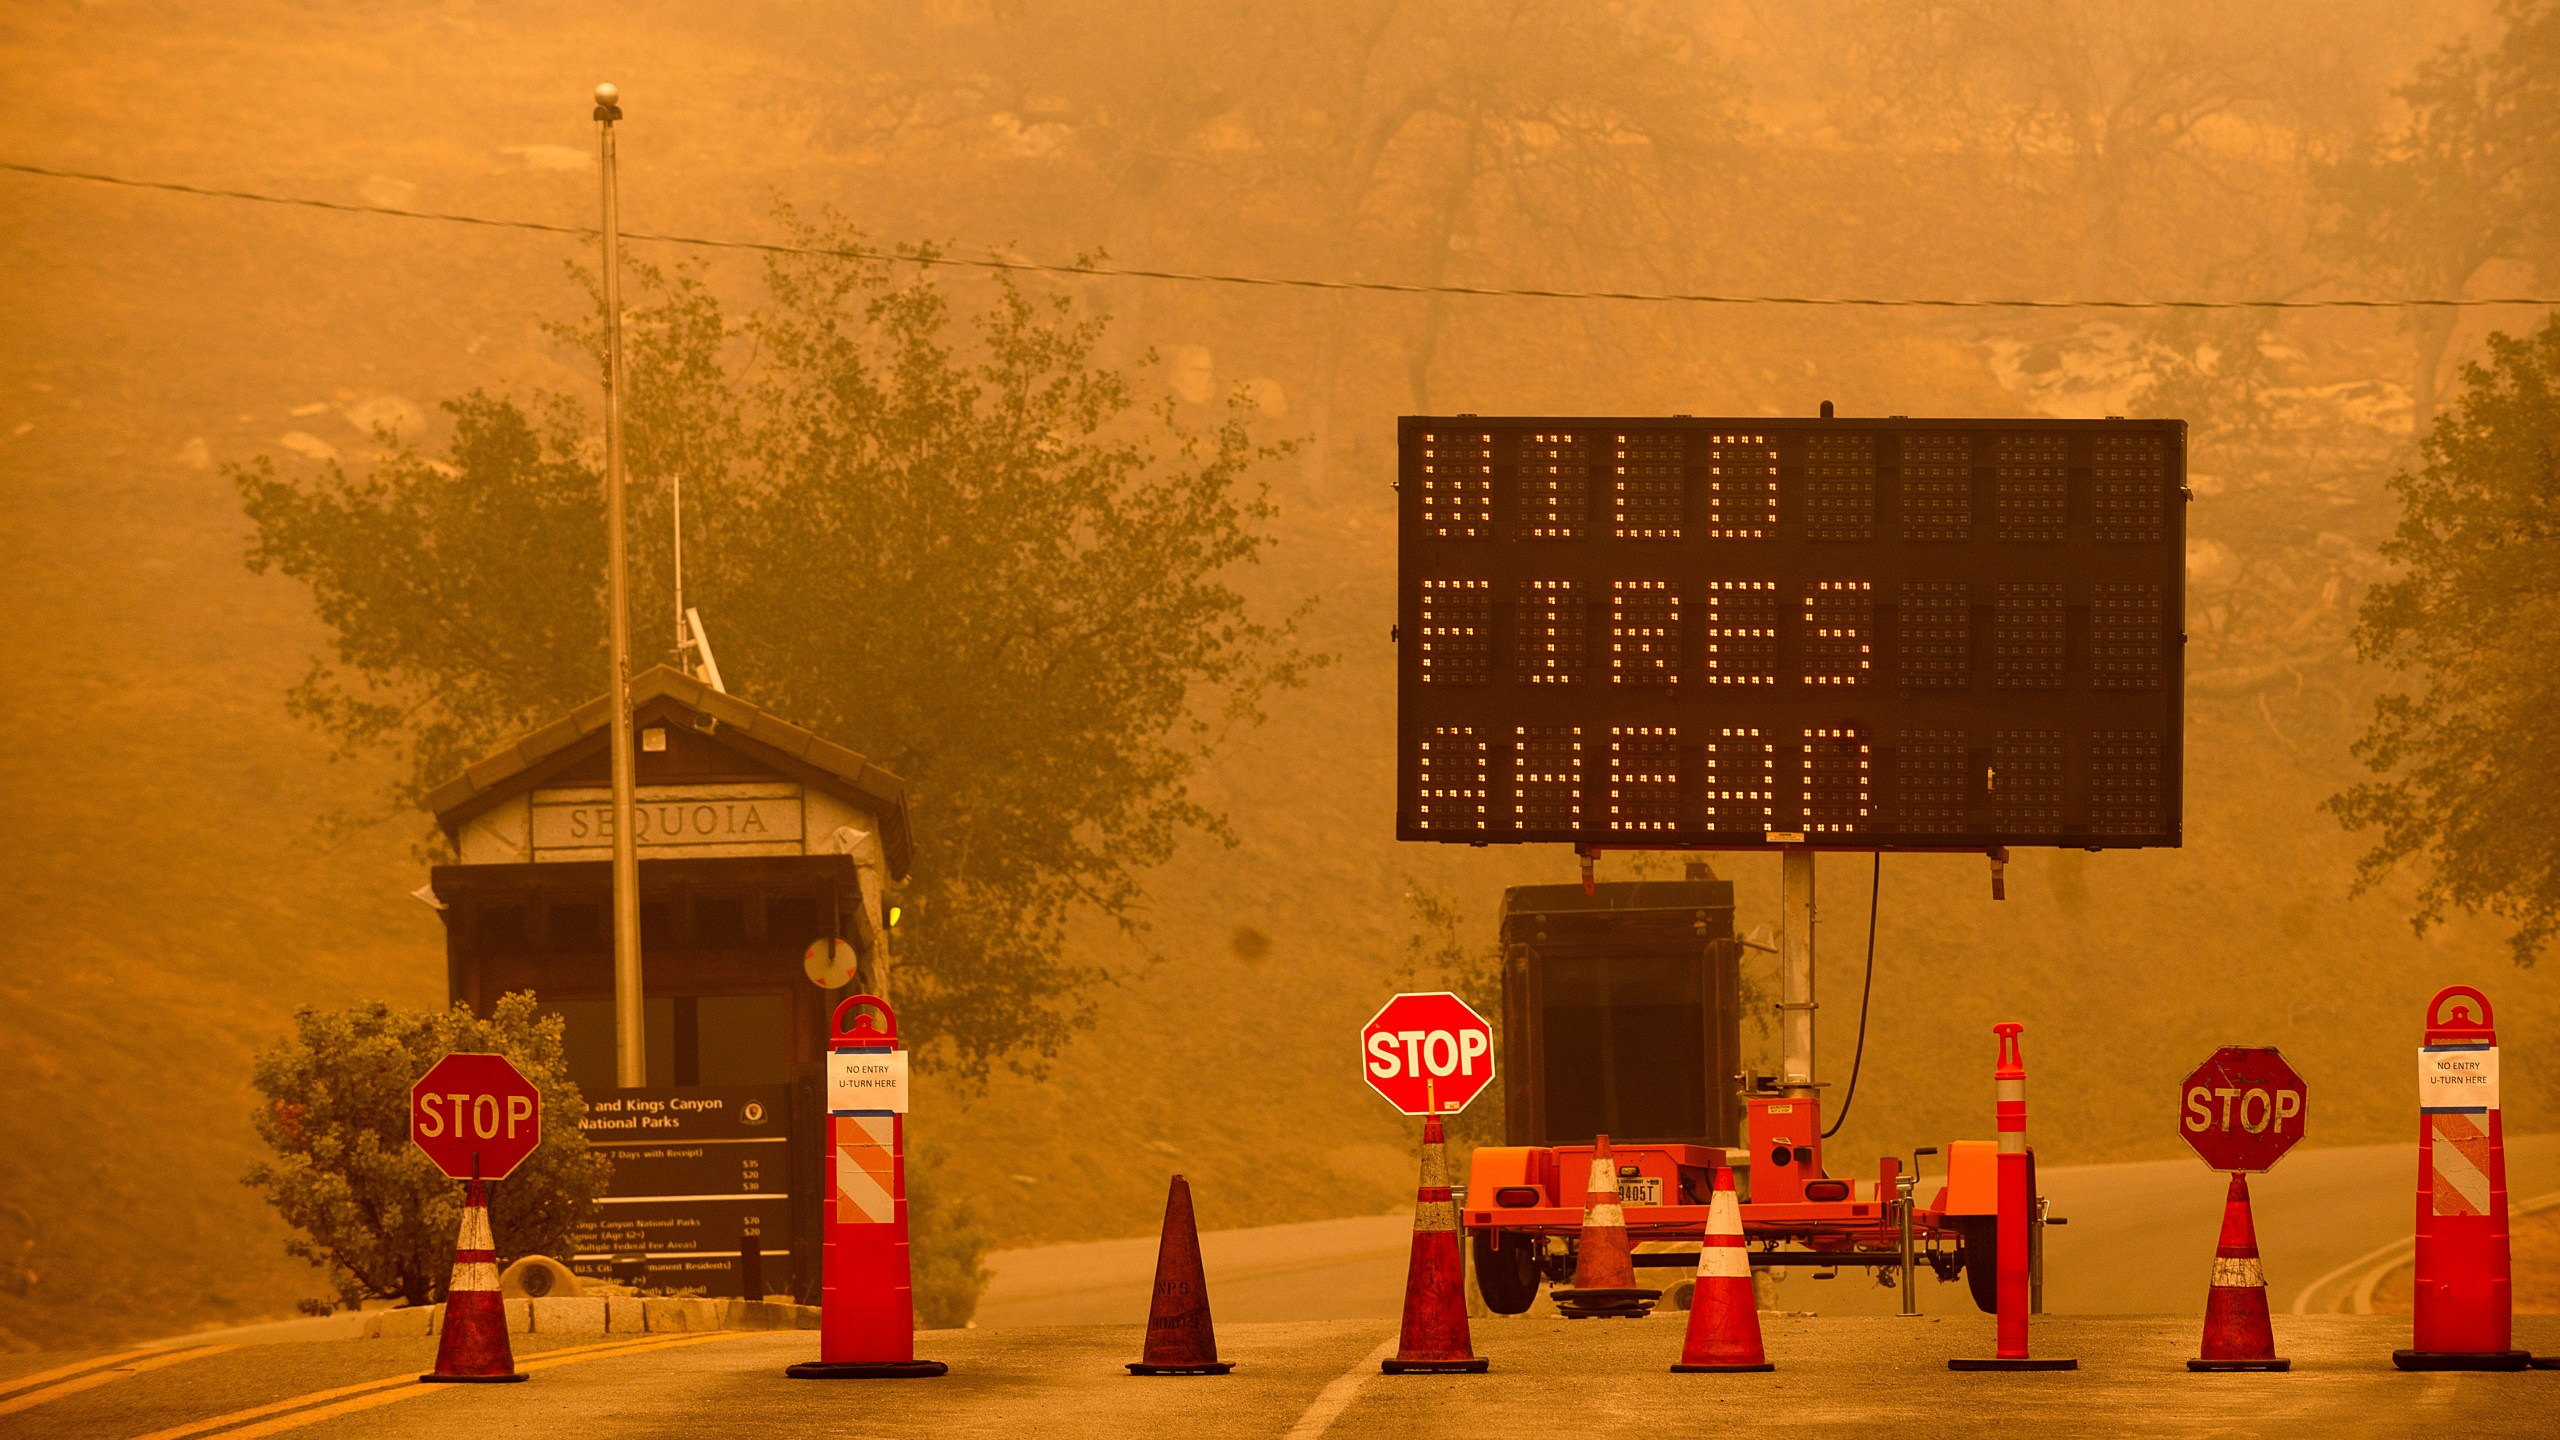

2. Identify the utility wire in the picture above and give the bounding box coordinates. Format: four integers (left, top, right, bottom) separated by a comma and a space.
1820, 852, 1881, 1142
10, 158, 2560, 312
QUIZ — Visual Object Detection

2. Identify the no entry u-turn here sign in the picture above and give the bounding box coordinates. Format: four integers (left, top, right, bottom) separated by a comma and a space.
1361, 991, 1496, 1116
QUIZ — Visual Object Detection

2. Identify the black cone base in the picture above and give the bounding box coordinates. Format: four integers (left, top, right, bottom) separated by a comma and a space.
786, 1359, 950, 1379
1948, 1356, 2078, 1371
2530, 1354, 2557, 1369
419, 1372, 528, 1384
1127, 1360, 1235, 1375
1551, 1286, 1661, 1319
2392, 1349, 2530, 1372
2188, 1357, 2289, 1372
1382, 1357, 1490, 1373
1671, 1361, 1776, 1373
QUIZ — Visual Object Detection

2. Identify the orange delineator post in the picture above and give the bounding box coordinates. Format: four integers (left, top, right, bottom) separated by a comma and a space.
787, 994, 946, 1380
2395, 985, 2532, 1371
1950, 1023, 2075, 1372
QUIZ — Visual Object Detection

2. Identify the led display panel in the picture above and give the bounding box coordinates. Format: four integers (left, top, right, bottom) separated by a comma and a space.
1397, 416, 2187, 849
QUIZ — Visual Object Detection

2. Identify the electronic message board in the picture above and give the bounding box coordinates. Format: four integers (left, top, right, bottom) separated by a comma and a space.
1395, 416, 2186, 850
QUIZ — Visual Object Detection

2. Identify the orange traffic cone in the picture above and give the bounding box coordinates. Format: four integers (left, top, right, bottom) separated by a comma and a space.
2190, 1173, 2289, 1372
1382, 1116, 1488, 1374
1128, 1175, 1233, 1374
1672, 1167, 1772, 1372
1552, 1134, 1660, 1319
422, 1174, 525, 1383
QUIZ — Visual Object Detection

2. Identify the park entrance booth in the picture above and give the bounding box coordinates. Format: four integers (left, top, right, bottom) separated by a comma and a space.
423, 664, 911, 1302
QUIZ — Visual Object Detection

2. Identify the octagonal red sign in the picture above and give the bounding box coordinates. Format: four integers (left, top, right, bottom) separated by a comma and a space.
2179, 1046, 2308, 1173
1361, 992, 1496, 1116
410, 1052, 543, 1180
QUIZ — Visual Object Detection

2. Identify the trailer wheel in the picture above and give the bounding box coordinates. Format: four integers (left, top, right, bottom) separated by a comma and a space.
1954, 1216, 1999, 1315
1471, 1231, 1541, 1315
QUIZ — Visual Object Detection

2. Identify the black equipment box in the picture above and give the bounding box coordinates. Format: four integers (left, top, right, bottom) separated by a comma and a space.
1499, 880, 1742, 1148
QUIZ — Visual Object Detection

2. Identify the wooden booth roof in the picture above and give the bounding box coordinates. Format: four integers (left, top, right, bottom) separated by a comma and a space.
424, 664, 912, 877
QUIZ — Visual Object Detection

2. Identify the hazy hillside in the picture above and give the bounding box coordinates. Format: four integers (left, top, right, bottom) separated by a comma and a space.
5, 0, 2555, 1350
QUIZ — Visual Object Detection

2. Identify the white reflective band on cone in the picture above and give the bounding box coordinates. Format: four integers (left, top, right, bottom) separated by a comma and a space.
1707, 1187, 1743, 1236
1700, 1246, 1750, 1280
1421, 1141, 1450, 1190
1586, 1156, 1615, 1191
458, 1206, 493, 1250
1998, 1133, 2025, 1153
2210, 1256, 2265, 1289
1997, 1079, 2024, 1102
1416, 1199, 1457, 1232
1586, 1202, 1625, 1228
448, 1261, 502, 1292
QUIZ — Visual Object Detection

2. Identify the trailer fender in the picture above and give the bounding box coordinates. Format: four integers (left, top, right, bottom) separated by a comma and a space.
1939, 1139, 2000, 1215
1465, 1145, 1553, 1208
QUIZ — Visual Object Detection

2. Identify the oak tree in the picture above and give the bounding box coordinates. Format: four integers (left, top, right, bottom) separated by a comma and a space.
2330, 314, 2560, 962
235, 224, 1316, 1078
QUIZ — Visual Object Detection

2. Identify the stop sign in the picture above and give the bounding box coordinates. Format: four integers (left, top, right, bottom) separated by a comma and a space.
1361, 992, 1496, 1116
411, 1052, 543, 1180
2178, 1046, 2308, 1173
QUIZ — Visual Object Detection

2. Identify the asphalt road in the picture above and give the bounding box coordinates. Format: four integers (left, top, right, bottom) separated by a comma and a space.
977, 1135, 2560, 1326
9, 1315, 2557, 1439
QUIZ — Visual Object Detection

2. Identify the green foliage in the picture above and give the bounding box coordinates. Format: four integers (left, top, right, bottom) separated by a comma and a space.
905, 1140, 991, 1329
1396, 877, 1503, 1018
235, 394, 613, 833
1395, 879, 1505, 1153
2313, 0, 2560, 291
245, 993, 610, 1308
2311, 1, 2560, 415
2330, 314, 2560, 963
233, 224, 1319, 1078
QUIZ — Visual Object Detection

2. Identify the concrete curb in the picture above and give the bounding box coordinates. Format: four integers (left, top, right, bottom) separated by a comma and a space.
364, 1298, 820, 1339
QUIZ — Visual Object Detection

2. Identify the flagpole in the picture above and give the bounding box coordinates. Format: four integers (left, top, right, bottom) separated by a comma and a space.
596, 81, 646, 1089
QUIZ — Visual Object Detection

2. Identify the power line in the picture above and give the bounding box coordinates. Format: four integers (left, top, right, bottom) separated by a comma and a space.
9, 157, 2558, 312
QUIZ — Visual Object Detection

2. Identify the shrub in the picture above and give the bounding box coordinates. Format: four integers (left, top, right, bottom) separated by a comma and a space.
246, 993, 611, 1307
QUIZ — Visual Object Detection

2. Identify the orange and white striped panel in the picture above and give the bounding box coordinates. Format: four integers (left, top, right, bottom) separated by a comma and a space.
835, 1115, 897, 1225
2430, 1112, 2493, 1218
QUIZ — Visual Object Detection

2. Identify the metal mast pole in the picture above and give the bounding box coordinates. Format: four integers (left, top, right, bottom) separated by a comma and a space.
1779, 846, 1817, 1102
597, 82, 646, 1089
672, 472, 686, 670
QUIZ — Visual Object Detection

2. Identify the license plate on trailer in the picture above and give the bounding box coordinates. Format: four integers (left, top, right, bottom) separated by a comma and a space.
1617, 1177, 1662, 1206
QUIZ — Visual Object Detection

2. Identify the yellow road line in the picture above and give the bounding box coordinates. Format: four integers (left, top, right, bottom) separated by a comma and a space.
0, 1347, 236, 1417
125, 1334, 673, 1440
135, 1332, 747, 1440
0, 1346, 167, 1398
123, 1335, 651, 1440
222, 1334, 745, 1440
